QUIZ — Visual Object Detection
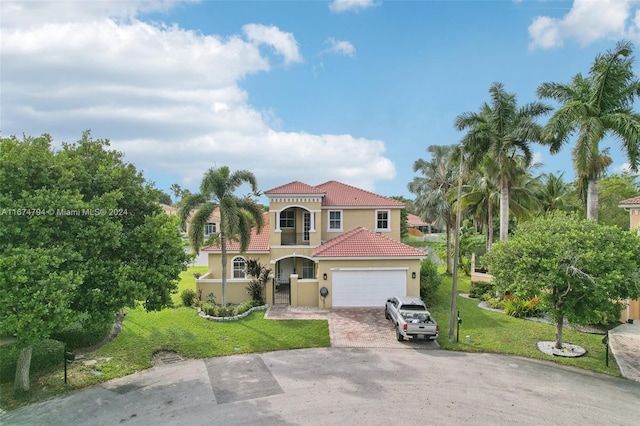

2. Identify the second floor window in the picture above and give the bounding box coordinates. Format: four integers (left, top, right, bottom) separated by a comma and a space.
233, 257, 246, 279
376, 210, 390, 231
280, 209, 295, 228
204, 222, 216, 236
329, 210, 342, 231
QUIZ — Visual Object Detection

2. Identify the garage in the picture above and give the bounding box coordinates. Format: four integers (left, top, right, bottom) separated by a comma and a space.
331, 269, 407, 307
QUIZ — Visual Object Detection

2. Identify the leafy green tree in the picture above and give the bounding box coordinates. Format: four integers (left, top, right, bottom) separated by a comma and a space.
245, 258, 272, 304
598, 172, 640, 229
455, 82, 551, 242
179, 166, 263, 306
0, 132, 190, 392
409, 145, 457, 273
537, 40, 640, 222
158, 191, 172, 205
484, 213, 640, 349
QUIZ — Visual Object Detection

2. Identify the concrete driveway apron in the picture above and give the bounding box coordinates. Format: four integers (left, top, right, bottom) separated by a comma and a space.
265, 306, 439, 349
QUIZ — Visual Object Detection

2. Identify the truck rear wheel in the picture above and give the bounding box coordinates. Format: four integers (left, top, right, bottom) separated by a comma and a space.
396, 329, 403, 342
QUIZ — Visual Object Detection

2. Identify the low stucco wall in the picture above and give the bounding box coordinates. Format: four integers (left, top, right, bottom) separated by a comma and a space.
197, 279, 251, 305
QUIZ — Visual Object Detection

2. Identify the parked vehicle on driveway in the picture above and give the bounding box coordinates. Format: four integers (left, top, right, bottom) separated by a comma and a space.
385, 296, 439, 341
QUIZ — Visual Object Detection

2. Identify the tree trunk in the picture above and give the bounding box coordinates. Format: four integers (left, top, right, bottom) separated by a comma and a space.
586, 178, 598, 222
499, 176, 509, 242
14, 345, 32, 393
486, 200, 493, 252
445, 222, 452, 274
220, 214, 227, 307
554, 319, 564, 350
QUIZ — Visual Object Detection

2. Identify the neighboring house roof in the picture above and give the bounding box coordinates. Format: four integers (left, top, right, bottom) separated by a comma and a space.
407, 213, 431, 227
160, 203, 178, 215
187, 206, 221, 223
313, 227, 426, 258
619, 196, 640, 207
201, 213, 270, 252
265, 180, 403, 208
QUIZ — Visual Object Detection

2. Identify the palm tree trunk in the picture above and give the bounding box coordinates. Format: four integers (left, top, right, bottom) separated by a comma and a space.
445, 222, 452, 274
586, 178, 598, 222
487, 200, 493, 252
220, 213, 227, 306
15, 345, 32, 393
499, 176, 509, 242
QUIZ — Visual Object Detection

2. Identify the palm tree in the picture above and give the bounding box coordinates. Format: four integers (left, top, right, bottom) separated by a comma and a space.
533, 172, 573, 214
408, 145, 457, 273
455, 82, 551, 242
179, 166, 263, 306
170, 183, 182, 206
537, 40, 640, 221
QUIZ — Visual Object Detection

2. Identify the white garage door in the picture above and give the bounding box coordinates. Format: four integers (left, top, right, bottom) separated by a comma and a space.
332, 269, 407, 307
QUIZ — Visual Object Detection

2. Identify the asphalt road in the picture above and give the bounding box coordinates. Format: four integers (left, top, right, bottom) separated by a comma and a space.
2, 348, 639, 426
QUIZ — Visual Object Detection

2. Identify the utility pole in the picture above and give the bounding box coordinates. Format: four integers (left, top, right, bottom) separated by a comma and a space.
449, 147, 464, 342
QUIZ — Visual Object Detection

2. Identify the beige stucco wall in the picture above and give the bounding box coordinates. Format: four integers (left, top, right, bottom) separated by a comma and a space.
196, 280, 251, 305
205, 252, 271, 280
631, 208, 640, 235
318, 208, 402, 242
315, 258, 422, 308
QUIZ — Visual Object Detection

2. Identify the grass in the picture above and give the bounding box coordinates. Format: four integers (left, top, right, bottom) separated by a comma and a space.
429, 271, 621, 376
0, 267, 329, 410
171, 265, 208, 306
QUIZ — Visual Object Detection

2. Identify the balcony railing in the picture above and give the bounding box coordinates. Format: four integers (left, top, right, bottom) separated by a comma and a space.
280, 232, 310, 246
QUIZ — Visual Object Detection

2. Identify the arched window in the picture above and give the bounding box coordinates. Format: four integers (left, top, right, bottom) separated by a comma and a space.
232, 257, 247, 279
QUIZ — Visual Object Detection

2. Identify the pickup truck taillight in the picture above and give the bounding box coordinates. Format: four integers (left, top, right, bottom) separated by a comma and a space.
403, 323, 407, 331
436, 325, 440, 332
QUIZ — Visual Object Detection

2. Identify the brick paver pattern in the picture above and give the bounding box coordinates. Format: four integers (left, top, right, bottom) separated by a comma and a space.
265, 306, 439, 350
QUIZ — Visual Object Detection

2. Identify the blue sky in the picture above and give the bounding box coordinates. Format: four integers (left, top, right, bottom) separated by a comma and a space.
2, 0, 639, 202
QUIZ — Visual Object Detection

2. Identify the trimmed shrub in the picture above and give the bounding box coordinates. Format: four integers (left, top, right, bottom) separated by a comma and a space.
503, 296, 542, 318
469, 281, 495, 299
50, 316, 113, 350
420, 257, 441, 305
485, 297, 505, 310
180, 289, 197, 307
0, 339, 64, 383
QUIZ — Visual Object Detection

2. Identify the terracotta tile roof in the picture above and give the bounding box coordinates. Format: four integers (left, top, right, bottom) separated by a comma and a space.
315, 181, 405, 208
264, 181, 325, 195
619, 196, 640, 206
407, 213, 431, 227
202, 213, 270, 252
313, 227, 427, 258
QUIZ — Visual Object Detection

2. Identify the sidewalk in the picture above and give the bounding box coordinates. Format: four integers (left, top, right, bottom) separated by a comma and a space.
608, 321, 640, 383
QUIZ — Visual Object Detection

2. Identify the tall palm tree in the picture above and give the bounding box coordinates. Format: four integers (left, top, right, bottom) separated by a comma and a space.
537, 40, 640, 221
170, 183, 182, 206
455, 82, 551, 242
408, 145, 457, 273
179, 166, 263, 306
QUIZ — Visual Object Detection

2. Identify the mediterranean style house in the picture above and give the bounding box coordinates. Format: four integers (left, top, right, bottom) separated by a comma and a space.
196, 180, 426, 308
619, 196, 640, 322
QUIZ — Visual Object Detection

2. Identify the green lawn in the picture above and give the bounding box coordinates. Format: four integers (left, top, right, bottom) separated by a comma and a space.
429, 272, 620, 376
171, 265, 208, 306
0, 267, 329, 409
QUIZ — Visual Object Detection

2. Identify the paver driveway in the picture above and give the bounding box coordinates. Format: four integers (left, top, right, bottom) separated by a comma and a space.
265, 306, 439, 349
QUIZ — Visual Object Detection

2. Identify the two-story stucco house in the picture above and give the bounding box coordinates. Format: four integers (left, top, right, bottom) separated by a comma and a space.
619, 196, 640, 322
196, 180, 426, 308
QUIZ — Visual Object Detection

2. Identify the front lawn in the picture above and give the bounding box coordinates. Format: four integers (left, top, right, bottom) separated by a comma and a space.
0, 267, 329, 410
429, 272, 620, 376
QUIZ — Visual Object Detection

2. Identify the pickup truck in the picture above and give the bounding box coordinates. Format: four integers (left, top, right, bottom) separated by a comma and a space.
385, 296, 439, 342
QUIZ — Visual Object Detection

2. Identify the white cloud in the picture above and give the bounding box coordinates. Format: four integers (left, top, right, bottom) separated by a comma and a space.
0, 1, 395, 193
614, 162, 632, 174
532, 151, 544, 166
324, 38, 356, 57
528, 0, 636, 49
329, 0, 380, 14
242, 23, 302, 65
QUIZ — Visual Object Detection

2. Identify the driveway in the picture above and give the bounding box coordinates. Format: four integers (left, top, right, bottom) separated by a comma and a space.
3, 349, 639, 425
265, 306, 439, 349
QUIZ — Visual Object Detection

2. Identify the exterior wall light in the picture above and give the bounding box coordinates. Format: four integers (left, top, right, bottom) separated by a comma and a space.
323, 273, 328, 280
412, 272, 416, 279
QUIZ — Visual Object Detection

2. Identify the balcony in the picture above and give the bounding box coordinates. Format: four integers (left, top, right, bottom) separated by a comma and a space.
280, 232, 310, 246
